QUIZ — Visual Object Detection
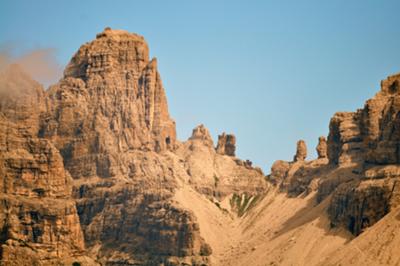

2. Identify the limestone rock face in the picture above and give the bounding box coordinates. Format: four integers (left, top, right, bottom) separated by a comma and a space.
72, 149, 211, 265
327, 111, 363, 166
315, 73, 400, 236
36, 29, 210, 264
215, 133, 236, 156
316, 136, 327, 159
293, 140, 307, 162
0, 31, 208, 265
176, 125, 268, 201
270, 74, 400, 238
0, 29, 268, 264
327, 74, 400, 167
268, 160, 290, 185
189, 124, 214, 147
0, 66, 87, 265
328, 180, 391, 236
361, 73, 400, 164
327, 165, 400, 236
40, 28, 176, 179
3, 28, 400, 266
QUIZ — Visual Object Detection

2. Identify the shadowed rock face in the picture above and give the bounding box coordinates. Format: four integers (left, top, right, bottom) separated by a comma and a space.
216, 133, 236, 156
327, 180, 392, 236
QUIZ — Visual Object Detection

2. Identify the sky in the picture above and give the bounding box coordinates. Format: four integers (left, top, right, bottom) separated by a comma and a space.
1, 0, 400, 172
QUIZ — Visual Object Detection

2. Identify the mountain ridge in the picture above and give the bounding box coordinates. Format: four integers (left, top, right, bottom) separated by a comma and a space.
0, 28, 399, 266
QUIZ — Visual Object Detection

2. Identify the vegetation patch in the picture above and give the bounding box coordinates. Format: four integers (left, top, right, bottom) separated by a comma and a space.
230, 193, 261, 217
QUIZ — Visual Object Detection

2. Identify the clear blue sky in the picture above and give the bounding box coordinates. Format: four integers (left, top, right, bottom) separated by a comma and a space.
1, 0, 400, 172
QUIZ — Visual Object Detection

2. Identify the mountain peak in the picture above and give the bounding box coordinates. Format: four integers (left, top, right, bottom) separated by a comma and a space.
95, 27, 146, 41
64, 28, 149, 79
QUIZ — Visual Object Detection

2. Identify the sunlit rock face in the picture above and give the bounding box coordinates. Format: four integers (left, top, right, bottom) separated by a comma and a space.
325, 73, 400, 236
36, 28, 212, 265
272, 73, 400, 238
41, 28, 176, 179
0, 65, 87, 265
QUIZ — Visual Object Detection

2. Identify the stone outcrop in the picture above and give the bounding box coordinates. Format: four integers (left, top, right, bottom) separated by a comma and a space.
316, 136, 327, 159
293, 73, 400, 236
328, 180, 391, 235
323, 74, 400, 235
327, 165, 400, 236
327, 111, 363, 166
293, 140, 307, 162
215, 133, 236, 156
361, 73, 400, 164
325, 75, 400, 166
268, 160, 290, 185
177, 125, 268, 201
189, 124, 214, 147
268, 73, 400, 238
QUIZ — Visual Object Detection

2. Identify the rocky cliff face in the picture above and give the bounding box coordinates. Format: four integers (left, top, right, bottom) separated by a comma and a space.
36, 28, 218, 265
0, 65, 89, 265
1, 28, 400, 266
362, 74, 400, 164
176, 124, 267, 200
270, 73, 400, 239
0, 29, 268, 265
41, 28, 176, 179
325, 74, 400, 236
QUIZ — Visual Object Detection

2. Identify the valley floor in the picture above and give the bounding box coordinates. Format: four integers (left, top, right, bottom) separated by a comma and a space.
174, 183, 400, 266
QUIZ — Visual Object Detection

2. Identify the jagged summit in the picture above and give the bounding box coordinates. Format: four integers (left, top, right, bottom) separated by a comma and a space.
64, 27, 150, 79
95, 27, 146, 41
380, 72, 400, 94
42, 29, 176, 179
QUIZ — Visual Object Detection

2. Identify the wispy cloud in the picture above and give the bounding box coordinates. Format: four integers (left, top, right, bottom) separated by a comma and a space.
0, 45, 63, 88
